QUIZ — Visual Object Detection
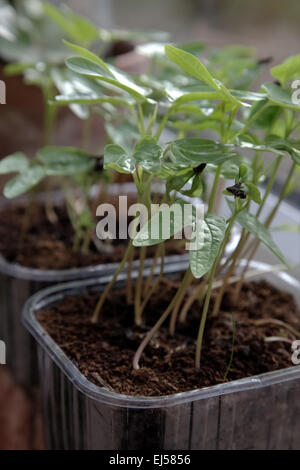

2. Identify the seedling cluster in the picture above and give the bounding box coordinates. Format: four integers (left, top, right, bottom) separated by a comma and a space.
1, 0, 300, 372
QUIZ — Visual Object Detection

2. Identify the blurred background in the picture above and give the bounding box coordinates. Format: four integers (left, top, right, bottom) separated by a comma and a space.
59, 0, 300, 61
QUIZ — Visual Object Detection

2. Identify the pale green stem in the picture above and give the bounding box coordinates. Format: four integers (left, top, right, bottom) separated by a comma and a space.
133, 268, 192, 369
195, 216, 236, 369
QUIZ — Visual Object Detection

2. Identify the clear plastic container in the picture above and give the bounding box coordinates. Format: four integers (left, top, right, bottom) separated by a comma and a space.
23, 260, 300, 449
0, 184, 239, 390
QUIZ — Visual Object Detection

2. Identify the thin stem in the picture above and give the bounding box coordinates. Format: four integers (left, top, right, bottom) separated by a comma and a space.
133, 268, 192, 369
155, 108, 172, 140
208, 165, 222, 213
195, 262, 216, 369
142, 244, 161, 297
126, 244, 134, 304
140, 244, 165, 316
195, 215, 236, 369
81, 228, 92, 254
178, 279, 207, 324
234, 102, 270, 139
42, 85, 57, 146
223, 314, 236, 380
91, 240, 133, 323
169, 268, 192, 335
137, 102, 146, 136
134, 246, 147, 325
256, 155, 283, 218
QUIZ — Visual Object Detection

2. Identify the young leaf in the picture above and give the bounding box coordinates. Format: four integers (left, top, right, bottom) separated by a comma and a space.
166, 168, 194, 193
0, 152, 29, 174
43, 3, 99, 45
169, 138, 238, 168
165, 44, 219, 90
245, 182, 261, 204
263, 82, 300, 111
63, 40, 111, 74
133, 199, 195, 247
189, 214, 226, 278
133, 137, 163, 173
66, 57, 150, 102
181, 173, 203, 197
165, 44, 240, 107
271, 54, 300, 85
104, 144, 135, 174
227, 200, 287, 264
37, 147, 95, 175
4, 166, 47, 198
238, 136, 300, 165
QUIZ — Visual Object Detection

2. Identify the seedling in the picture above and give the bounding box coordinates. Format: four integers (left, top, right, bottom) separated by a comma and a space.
54, 41, 300, 370
1, 34, 299, 372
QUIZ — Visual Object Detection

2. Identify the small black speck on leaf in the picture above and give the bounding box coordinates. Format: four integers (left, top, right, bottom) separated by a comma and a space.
193, 163, 206, 174
226, 182, 247, 199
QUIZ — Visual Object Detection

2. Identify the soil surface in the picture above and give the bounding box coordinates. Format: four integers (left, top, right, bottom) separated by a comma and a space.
37, 278, 300, 396
0, 199, 183, 270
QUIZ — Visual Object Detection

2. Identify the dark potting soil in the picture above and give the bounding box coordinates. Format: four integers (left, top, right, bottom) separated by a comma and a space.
37, 278, 300, 396
0, 201, 183, 270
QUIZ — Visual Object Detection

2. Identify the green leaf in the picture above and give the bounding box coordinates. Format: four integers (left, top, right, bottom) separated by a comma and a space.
37, 146, 95, 175
167, 87, 221, 104
189, 214, 226, 278
165, 44, 218, 90
66, 56, 150, 102
247, 99, 281, 129
181, 173, 203, 197
165, 44, 240, 107
239, 163, 248, 180
63, 40, 111, 74
227, 200, 287, 264
66, 56, 111, 79
166, 168, 194, 193
263, 82, 300, 111
43, 3, 99, 45
245, 182, 262, 204
133, 137, 163, 173
4, 166, 47, 198
55, 94, 134, 108
0, 152, 29, 174
238, 136, 300, 165
133, 199, 195, 247
103, 144, 135, 174
169, 138, 238, 168
271, 54, 300, 85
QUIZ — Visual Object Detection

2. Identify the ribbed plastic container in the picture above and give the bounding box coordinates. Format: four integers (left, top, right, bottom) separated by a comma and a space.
0, 184, 239, 390
23, 260, 300, 450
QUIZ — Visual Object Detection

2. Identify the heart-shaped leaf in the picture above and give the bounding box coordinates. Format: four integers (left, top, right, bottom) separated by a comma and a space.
0, 152, 29, 174
4, 166, 47, 198
133, 199, 196, 247
133, 137, 163, 173
169, 138, 238, 168
104, 144, 135, 174
37, 146, 95, 175
189, 214, 226, 278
